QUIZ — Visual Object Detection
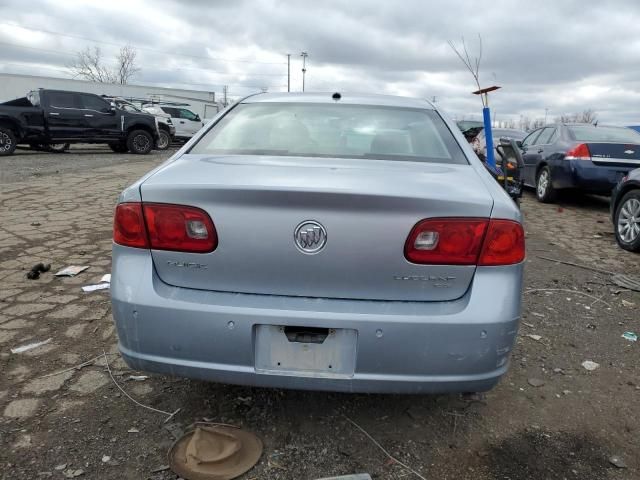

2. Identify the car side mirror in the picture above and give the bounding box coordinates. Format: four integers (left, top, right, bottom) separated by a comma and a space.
516, 140, 523, 148
109, 102, 117, 114
194, 114, 201, 122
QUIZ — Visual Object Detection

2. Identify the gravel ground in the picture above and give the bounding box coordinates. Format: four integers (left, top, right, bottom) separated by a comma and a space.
0, 149, 639, 480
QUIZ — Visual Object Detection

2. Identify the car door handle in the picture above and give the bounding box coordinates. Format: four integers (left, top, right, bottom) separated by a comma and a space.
49, 112, 60, 116
179, 120, 185, 124
84, 114, 94, 117
537, 149, 544, 153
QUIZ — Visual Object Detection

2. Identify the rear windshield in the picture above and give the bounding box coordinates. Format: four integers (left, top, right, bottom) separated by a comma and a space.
492, 129, 526, 140
568, 125, 640, 143
190, 102, 467, 164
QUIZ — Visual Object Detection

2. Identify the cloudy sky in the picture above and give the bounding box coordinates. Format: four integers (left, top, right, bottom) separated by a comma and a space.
1, 0, 639, 125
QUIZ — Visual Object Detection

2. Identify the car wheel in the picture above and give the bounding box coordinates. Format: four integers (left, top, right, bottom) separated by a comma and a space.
156, 130, 170, 150
109, 143, 128, 153
0, 126, 17, 156
614, 190, 640, 252
536, 166, 556, 203
127, 130, 153, 155
47, 143, 70, 153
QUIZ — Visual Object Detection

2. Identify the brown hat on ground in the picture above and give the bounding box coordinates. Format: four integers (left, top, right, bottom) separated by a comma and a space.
169, 424, 263, 480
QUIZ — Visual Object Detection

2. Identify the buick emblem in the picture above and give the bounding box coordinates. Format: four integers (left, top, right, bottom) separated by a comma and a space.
294, 221, 327, 254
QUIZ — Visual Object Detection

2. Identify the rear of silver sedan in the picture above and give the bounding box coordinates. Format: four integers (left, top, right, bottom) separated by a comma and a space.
111, 93, 524, 394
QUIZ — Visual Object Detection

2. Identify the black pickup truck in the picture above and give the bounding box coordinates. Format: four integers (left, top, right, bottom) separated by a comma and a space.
0, 89, 160, 156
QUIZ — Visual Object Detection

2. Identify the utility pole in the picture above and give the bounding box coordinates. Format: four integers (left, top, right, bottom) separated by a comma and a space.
544, 108, 549, 125
223, 85, 228, 107
287, 53, 291, 92
300, 51, 308, 92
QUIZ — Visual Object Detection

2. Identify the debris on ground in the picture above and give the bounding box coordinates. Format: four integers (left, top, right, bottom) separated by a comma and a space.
581, 360, 600, 371
26, 262, 51, 280
62, 468, 84, 478
128, 375, 149, 381
621, 332, 637, 342
621, 299, 635, 308
526, 334, 543, 341
608, 455, 627, 468
612, 273, 640, 292
169, 425, 263, 480
528, 378, 545, 387
11, 338, 53, 354
54, 265, 89, 277
81, 283, 110, 292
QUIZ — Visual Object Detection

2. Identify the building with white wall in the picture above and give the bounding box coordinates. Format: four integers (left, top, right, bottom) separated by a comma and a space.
0, 73, 224, 119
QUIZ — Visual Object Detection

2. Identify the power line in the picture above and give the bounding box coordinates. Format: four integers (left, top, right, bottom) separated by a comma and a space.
0, 41, 287, 77
0, 21, 288, 66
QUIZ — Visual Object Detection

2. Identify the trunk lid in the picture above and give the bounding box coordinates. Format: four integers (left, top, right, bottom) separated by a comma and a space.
588, 143, 640, 168
140, 154, 494, 301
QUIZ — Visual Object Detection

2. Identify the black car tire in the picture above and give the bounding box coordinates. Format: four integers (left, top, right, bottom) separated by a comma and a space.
109, 142, 129, 153
614, 190, 640, 252
46, 143, 70, 153
127, 130, 153, 155
536, 166, 556, 203
156, 129, 170, 150
0, 126, 17, 156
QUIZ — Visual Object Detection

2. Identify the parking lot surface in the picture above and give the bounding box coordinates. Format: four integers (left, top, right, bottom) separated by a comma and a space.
1, 149, 639, 480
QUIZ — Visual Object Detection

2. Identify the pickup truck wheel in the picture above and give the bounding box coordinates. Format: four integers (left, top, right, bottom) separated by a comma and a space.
0, 127, 17, 156
127, 130, 153, 155
156, 130, 170, 150
536, 166, 556, 203
47, 143, 70, 153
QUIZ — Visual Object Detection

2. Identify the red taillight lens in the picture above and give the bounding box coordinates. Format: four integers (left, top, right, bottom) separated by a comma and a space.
143, 203, 217, 253
565, 143, 591, 160
114, 203, 149, 248
405, 218, 488, 265
113, 202, 217, 253
478, 219, 525, 266
405, 218, 525, 266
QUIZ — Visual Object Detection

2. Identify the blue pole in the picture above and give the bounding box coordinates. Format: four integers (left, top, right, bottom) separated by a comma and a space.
482, 106, 495, 169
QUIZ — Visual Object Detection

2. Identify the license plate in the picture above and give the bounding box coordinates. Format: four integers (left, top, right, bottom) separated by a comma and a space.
254, 325, 357, 378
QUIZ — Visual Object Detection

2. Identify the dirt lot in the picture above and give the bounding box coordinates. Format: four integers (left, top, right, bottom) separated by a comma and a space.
1, 147, 639, 480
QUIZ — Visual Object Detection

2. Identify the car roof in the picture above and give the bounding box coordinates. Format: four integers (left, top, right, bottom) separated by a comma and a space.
243, 92, 435, 109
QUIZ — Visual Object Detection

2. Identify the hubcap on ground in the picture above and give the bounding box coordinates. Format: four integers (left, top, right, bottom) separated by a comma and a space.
134, 134, 150, 152
537, 170, 549, 197
618, 197, 640, 243
0, 132, 11, 151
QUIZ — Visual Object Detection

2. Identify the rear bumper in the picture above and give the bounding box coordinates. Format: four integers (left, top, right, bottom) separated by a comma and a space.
111, 245, 523, 394
551, 159, 631, 194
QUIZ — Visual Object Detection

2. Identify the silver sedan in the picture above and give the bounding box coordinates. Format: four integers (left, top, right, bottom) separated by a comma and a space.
111, 92, 525, 393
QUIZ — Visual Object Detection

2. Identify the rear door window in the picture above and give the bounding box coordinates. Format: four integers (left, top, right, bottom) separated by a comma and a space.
48, 92, 81, 109
190, 102, 468, 164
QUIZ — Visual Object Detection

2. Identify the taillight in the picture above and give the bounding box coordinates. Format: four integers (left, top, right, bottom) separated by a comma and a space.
405, 218, 488, 265
478, 219, 525, 266
404, 218, 525, 266
114, 203, 149, 248
565, 143, 591, 160
113, 202, 217, 253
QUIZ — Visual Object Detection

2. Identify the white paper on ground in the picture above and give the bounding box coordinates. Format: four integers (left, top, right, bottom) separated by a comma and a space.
81, 283, 110, 292
54, 266, 89, 277
100, 274, 111, 283
11, 338, 53, 354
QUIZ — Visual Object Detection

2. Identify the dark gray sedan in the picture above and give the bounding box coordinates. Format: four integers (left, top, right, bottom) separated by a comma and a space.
520, 123, 640, 202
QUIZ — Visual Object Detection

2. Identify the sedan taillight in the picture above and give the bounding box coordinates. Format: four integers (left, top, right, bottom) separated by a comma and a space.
565, 143, 591, 160
405, 218, 524, 266
114, 202, 217, 253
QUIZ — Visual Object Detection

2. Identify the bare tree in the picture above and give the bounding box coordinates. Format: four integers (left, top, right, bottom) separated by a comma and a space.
448, 35, 486, 107
555, 110, 598, 124
115, 45, 140, 84
69, 45, 140, 84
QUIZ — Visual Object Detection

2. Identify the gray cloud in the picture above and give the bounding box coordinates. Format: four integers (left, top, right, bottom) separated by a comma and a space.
1, 0, 639, 124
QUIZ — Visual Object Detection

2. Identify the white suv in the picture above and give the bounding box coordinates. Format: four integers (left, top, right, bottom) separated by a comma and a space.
156, 106, 204, 140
